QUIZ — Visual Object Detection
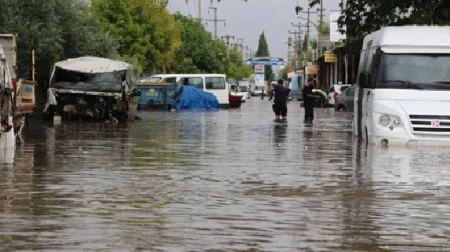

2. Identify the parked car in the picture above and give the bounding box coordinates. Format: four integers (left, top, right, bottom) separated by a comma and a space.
251, 86, 267, 96
228, 84, 243, 108
334, 86, 355, 112
229, 84, 247, 103
328, 84, 351, 105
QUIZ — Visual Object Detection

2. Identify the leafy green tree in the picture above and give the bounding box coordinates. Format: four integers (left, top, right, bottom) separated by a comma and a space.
255, 31, 274, 83
228, 47, 253, 79
171, 13, 226, 74
0, 0, 118, 96
91, 0, 181, 75
306, 0, 450, 53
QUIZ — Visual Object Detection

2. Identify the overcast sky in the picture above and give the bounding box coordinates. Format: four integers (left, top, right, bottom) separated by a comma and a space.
167, 0, 340, 59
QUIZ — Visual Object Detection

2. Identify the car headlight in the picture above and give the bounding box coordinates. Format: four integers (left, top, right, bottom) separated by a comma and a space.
379, 115, 391, 126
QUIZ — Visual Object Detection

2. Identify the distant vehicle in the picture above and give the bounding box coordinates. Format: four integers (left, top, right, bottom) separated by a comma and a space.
251, 85, 267, 96
229, 84, 246, 103
334, 86, 355, 112
354, 26, 450, 146
238, 85, 251, 99
328, 84, 351, 105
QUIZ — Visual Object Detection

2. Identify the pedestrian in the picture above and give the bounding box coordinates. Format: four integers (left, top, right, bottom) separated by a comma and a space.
302, 78, 320, 123
269, 79, 290, 121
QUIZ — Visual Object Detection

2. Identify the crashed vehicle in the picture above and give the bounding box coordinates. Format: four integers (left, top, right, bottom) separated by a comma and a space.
44, 56, 140, 122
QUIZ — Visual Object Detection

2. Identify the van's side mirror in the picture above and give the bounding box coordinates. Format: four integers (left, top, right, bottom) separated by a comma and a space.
359, 71, 371, 88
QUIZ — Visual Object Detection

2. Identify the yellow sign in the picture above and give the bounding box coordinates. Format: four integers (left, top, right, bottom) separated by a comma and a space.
324, 53, 337, 63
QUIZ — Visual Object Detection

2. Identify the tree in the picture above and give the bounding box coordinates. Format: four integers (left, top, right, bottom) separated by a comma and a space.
171, 13, 226, 74
0, 0, 118, 92
318, 22, 330, 35
255, 31, 274, 83
228, 47, 253, 79
91, 0, 181, 75
306, 0, 450, 53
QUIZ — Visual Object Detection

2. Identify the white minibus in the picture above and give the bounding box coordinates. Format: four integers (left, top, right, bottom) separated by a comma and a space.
354, 26, 450, 146
144, 74, 229, 108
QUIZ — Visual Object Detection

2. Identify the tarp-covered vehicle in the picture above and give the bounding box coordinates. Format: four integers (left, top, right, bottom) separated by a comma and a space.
44, 57, 140, 122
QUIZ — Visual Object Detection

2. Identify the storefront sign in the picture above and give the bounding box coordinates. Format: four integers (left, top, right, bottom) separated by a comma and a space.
305, 66, 318, 75
324, 53, 337, 63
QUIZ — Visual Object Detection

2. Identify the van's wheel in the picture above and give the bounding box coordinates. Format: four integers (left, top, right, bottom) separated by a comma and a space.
338, 105, 346, 112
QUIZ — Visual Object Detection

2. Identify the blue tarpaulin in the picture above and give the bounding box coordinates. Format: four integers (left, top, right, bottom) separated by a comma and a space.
175, 85, 220, 110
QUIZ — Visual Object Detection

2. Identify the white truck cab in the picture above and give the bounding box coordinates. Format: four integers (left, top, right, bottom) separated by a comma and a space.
354, 26, 450, 146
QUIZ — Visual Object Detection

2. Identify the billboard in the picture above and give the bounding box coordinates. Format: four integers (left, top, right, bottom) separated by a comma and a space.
254, 65, 265, 86
330, 10, 346, 42
254, 65, 264, 73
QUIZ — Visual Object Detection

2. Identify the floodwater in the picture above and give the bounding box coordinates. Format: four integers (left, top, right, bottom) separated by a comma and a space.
1, 98, 450, 252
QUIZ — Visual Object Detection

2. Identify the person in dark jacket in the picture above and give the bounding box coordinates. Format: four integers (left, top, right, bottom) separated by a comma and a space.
302, 78, 320, 122
269, 79, 290, 120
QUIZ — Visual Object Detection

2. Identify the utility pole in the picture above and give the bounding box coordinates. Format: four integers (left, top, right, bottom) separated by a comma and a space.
291, 22, 306, 69
186, 0, 203, 23
235, 38, 244, 54
288, 30, 300, 69
317, 1, 326, 56
206, 7, 226, 39
298, 8, 317, 55
221, 34, 235, 74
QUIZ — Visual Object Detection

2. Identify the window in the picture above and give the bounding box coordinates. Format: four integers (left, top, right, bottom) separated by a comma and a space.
205, 77, 226, 90
162, 77, 177, 85
180, 77, 203, 89
340, 86, 349, 92
346, 87, 355, 96
139, 76, 161, 83
379, 54, 450, 90
52, 67, 123, 92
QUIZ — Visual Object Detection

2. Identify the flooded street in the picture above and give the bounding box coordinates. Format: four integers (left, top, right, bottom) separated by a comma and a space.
2, 98, 450, 251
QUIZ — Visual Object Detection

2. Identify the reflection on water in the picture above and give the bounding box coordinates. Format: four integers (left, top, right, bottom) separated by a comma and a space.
0, 101, 450, 251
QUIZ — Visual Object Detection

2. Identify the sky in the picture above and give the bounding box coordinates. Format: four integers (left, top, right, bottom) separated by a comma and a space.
167, 0, 341, 59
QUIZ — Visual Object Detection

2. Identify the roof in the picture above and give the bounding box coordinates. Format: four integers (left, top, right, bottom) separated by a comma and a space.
363, 26, 450, 49
54, 56, 133, 73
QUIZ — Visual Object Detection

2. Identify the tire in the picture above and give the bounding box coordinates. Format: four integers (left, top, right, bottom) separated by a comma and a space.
337, 105, 346, 112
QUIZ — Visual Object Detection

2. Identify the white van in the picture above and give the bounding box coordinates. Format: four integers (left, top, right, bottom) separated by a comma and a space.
144, 74, 229, 108
354, 26, 450, 146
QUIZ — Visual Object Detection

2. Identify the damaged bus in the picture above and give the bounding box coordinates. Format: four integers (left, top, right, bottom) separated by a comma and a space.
44, 56, 140, 122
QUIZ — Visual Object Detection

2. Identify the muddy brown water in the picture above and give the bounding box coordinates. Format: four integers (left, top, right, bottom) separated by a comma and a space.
1, 99, 450, 251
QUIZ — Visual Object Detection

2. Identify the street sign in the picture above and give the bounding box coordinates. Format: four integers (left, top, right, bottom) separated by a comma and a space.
245, 57, 287, 66
254, 65, 264, 73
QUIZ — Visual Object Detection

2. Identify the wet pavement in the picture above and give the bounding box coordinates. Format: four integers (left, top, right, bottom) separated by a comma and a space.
1, 98, 450, 251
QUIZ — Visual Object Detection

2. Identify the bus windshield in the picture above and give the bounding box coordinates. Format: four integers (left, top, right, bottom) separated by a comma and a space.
379, 54, 450, 90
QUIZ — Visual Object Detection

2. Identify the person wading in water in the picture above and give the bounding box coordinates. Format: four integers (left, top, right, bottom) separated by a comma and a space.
269, 79, 290, 121
302, 78, 320, 123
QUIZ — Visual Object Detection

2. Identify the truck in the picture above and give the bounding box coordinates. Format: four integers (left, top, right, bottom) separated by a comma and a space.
0, 34, 36, 138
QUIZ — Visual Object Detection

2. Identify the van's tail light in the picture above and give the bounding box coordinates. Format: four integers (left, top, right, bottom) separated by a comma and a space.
333, 91, 338, 100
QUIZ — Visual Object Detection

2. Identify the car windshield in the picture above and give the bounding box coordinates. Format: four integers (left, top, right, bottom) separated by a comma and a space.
239, 86, 248, 92
51, 67, 124, 92
380, 54, 450, 90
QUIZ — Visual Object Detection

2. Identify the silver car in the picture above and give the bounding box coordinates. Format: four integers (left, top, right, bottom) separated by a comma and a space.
334, 86, 355, 112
